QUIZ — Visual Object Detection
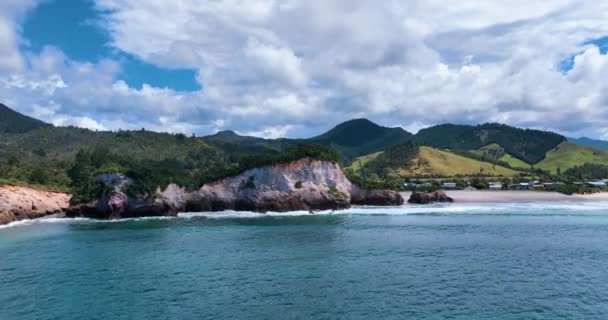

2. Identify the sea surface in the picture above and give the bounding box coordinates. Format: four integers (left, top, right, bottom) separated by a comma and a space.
2, 202, 608, 320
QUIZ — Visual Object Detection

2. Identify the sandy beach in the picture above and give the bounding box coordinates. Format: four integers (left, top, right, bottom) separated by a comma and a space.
401, 190, 608, 203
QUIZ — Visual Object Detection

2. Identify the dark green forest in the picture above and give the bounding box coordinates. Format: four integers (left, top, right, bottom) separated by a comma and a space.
413, 123, 566, 164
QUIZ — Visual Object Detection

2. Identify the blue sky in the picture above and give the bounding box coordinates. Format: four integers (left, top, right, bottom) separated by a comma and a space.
1, 0, 608, 139
21, 0, 200, 92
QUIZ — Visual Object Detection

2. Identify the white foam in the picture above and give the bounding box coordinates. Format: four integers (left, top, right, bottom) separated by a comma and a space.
0, 217, 91, 229
177, 201, 608, 218
3, 201, 608, 230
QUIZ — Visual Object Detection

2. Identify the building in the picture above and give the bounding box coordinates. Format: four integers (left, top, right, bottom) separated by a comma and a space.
442, 182, 457, 189
509, 182, 532, 190
488, 182, 503, 190
587, 181, 607, 188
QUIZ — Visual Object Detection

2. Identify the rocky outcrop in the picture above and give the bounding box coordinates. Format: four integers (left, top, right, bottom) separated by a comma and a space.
68, 158, 404, 220
408, 191, 454, 204
0, 185, 70, 225
66, 173, 186, 219
350, 185, 404, 206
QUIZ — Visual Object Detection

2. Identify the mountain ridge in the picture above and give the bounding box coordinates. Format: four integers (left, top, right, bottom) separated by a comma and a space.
0, 103, 51, 133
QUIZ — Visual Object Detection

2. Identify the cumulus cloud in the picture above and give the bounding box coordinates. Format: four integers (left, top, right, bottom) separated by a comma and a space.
2, 0, 608, 138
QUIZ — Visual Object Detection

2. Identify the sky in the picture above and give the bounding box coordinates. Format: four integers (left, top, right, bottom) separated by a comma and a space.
1, 0, 608, 139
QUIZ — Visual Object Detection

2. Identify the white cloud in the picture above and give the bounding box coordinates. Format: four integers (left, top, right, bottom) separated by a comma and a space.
2, 0, 608, 139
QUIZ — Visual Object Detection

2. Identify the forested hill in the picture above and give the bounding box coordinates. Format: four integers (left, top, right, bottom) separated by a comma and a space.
0, 103, 50, 133
412, 123, 566, 164
306, 118, 413, 159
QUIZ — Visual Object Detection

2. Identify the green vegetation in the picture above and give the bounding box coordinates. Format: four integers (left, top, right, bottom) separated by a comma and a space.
498, 153, 531, 169
0, 103, 50, 133
534, 142, 608, 173
345, 144, 520, 191
363, 142, 419, 175
65, 143, 339, 204
413, 123, 566, 164
472, 143, 506, 162
294, 181, 303, 189
564, 164, 608, 180
407, 146, 518, 177
328, 187, 347, 199
307, 118, 412, 160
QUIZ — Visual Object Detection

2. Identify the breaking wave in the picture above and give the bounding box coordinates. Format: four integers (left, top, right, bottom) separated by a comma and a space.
3, 201, 608, 230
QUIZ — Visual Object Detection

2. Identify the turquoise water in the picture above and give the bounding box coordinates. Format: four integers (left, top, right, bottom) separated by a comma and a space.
2, 202, 608, 319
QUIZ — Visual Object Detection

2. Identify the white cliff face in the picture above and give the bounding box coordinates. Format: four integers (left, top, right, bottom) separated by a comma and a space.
0, 185, 70, 224
198, 158, 353, 205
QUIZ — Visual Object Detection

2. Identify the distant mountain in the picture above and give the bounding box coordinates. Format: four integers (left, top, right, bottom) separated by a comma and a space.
412, 123, 566, 164
306, 119, 413, 159
0, 103, 50, 133
205, 130, 291, 155
206, 130, 268, 144
568, 137, 608, 151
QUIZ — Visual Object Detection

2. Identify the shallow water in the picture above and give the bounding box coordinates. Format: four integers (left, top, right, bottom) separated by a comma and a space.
2, 202, 608, 319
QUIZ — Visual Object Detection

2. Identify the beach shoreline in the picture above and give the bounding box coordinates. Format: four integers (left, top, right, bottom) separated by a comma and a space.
401, 190, 608, 203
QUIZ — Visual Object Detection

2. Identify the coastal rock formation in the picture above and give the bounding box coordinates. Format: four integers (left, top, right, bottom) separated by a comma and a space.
350, 185, 405, 206
408, 191, 454, 204
68, 158, 404, 220
0, 185, 70, 225
66, 173, 186, 219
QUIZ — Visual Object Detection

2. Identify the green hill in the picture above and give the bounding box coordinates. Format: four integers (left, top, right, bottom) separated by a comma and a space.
307, 119, 412, 159
412, 123, 565, 164
350, 144, 519, 178
534, 142, 608, 173
0, 103, 50, 133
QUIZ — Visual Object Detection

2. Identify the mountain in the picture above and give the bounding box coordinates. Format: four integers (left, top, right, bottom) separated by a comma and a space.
412, 123, 566, 164
307, 119, 413, 159
205, 130, 287, 154
568, 137, 608, 151
0, 103, 50, 133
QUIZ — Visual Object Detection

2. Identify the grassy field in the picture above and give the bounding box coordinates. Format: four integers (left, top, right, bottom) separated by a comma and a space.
402, 146, 519, 177
535, 142, 608, 173
499, 153, 531, 169
350, 146, 519, 177
347, 152, 383, 171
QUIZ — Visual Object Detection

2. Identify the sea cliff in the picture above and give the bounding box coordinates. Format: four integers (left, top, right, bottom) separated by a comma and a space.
67, 158, 404, 220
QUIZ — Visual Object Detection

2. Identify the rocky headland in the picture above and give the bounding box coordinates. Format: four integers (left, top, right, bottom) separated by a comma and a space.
0, 185, 70, 225
66, 158, 404, 220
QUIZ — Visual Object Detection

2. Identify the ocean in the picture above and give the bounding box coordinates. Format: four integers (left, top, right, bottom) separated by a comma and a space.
2, 202, 608, 319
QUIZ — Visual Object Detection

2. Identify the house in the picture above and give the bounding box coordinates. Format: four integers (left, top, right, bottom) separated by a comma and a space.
488, 182, 503, 190
442, 182, 457, 189
587, 181, 607, 188
543, 182, 564, 188
509, 182, 532, 190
